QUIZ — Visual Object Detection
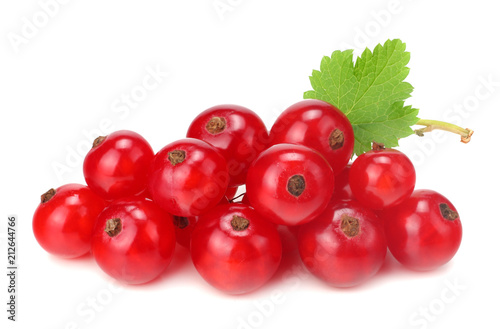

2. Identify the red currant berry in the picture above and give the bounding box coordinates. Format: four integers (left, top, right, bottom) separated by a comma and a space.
380, 189, 462, 271
276, 224, 299, 254
171, 216, 197, 250
172, 196, 230, 249
349, 145, 416, 210
298, 200, 387, 287
225, 186, 239, 200
241, 192, 250, 206
148, 138, 229, 217
83, 130, 154, 200
33, 184, 107, 258
91, 197, 176, 284
240, 192, 298, 254
187, 105, 269, 187
269, 100, 354, 175
246, 143, 334, 226
331, 164, 354, 201
191, 204, 282, 294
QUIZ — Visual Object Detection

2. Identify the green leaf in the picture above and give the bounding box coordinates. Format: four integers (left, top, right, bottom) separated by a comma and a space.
304, 39, 420, 155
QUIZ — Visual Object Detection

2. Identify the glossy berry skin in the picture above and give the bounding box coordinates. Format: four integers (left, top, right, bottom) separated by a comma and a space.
33, 184, 107, 258
276, 224, 299, 254
241, 192, 250, 206
172, 216, 197, 250
349, 148, 416, 210
148, 138, 229, 217
172, 196, 229, 250
240, 193, 299, 254
83, 130, 154, 201
298, 200, 387, 287
187, 105, 269, 187
331, 164, 354, 201
225, 186, 239, 200
246, 143, 334, 226
269, 100, 354, 176
380, 190, 462, 271
91, 197, 176, 284
191, 204, 282, 294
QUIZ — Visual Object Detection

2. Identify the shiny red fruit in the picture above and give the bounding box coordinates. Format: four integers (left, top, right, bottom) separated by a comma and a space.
172, 196, 230, 250
148, 138, 229, 217
91, 197, 176, 284
298, 200, 387, 287
246, 143, 334, 226
33, 184, 107, 258
225, 186, 239, 200
276, 224, 299, 254
171, 215, 197, 250
191, 204, 282, 294
331, 164, 354, 201
381, 189, 462, 271
240, 192, 298, 254
83, 130, 154, 200
269, 99, 354, 176
349, 147, 416, 210
187, 105, 269, 187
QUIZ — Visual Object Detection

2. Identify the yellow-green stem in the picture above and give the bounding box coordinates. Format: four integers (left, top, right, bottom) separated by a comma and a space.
414, 119, 474, 143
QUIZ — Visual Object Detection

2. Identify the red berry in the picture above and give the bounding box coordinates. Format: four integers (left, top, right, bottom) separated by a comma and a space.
191, 204, 282, 294
172, 196, 230, 250
148, 138, 229, 217
83, 130, 154, 200
240, 192, 250, 206
187, 105, 269, 187
269, 100, 354, 175
32, 184, 107, 258
240, 192, 298, 254
91, 197, 176, 284
276, 224, 299, 254
349, 146, 416, 210
171, 215, 197, 250
246, 143, 334, 226
380, 189, 462, 271
331, 164, 354, 201
225, 186, 239, 200
298, 200, 387, 287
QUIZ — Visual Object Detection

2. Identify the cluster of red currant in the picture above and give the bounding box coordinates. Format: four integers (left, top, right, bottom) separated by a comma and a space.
33, 99, 462, 294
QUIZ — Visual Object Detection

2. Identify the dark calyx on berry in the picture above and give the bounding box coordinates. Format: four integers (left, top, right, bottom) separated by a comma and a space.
41, 188, 56, 204
372, 142, 385, 151
206, 117, 227, 134
173, 216, 189, 229
439, 203, 459, 221
168, 150, 186, 166
92, 136, 107, 148
231, 215, 250, 231
287, 175, 306, 197
341, 214, 360, 238
329, 129, 344, 150
105, 218, 122, 237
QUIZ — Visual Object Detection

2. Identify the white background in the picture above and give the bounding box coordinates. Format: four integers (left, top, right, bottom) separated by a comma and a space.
1, 1, 499, 328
